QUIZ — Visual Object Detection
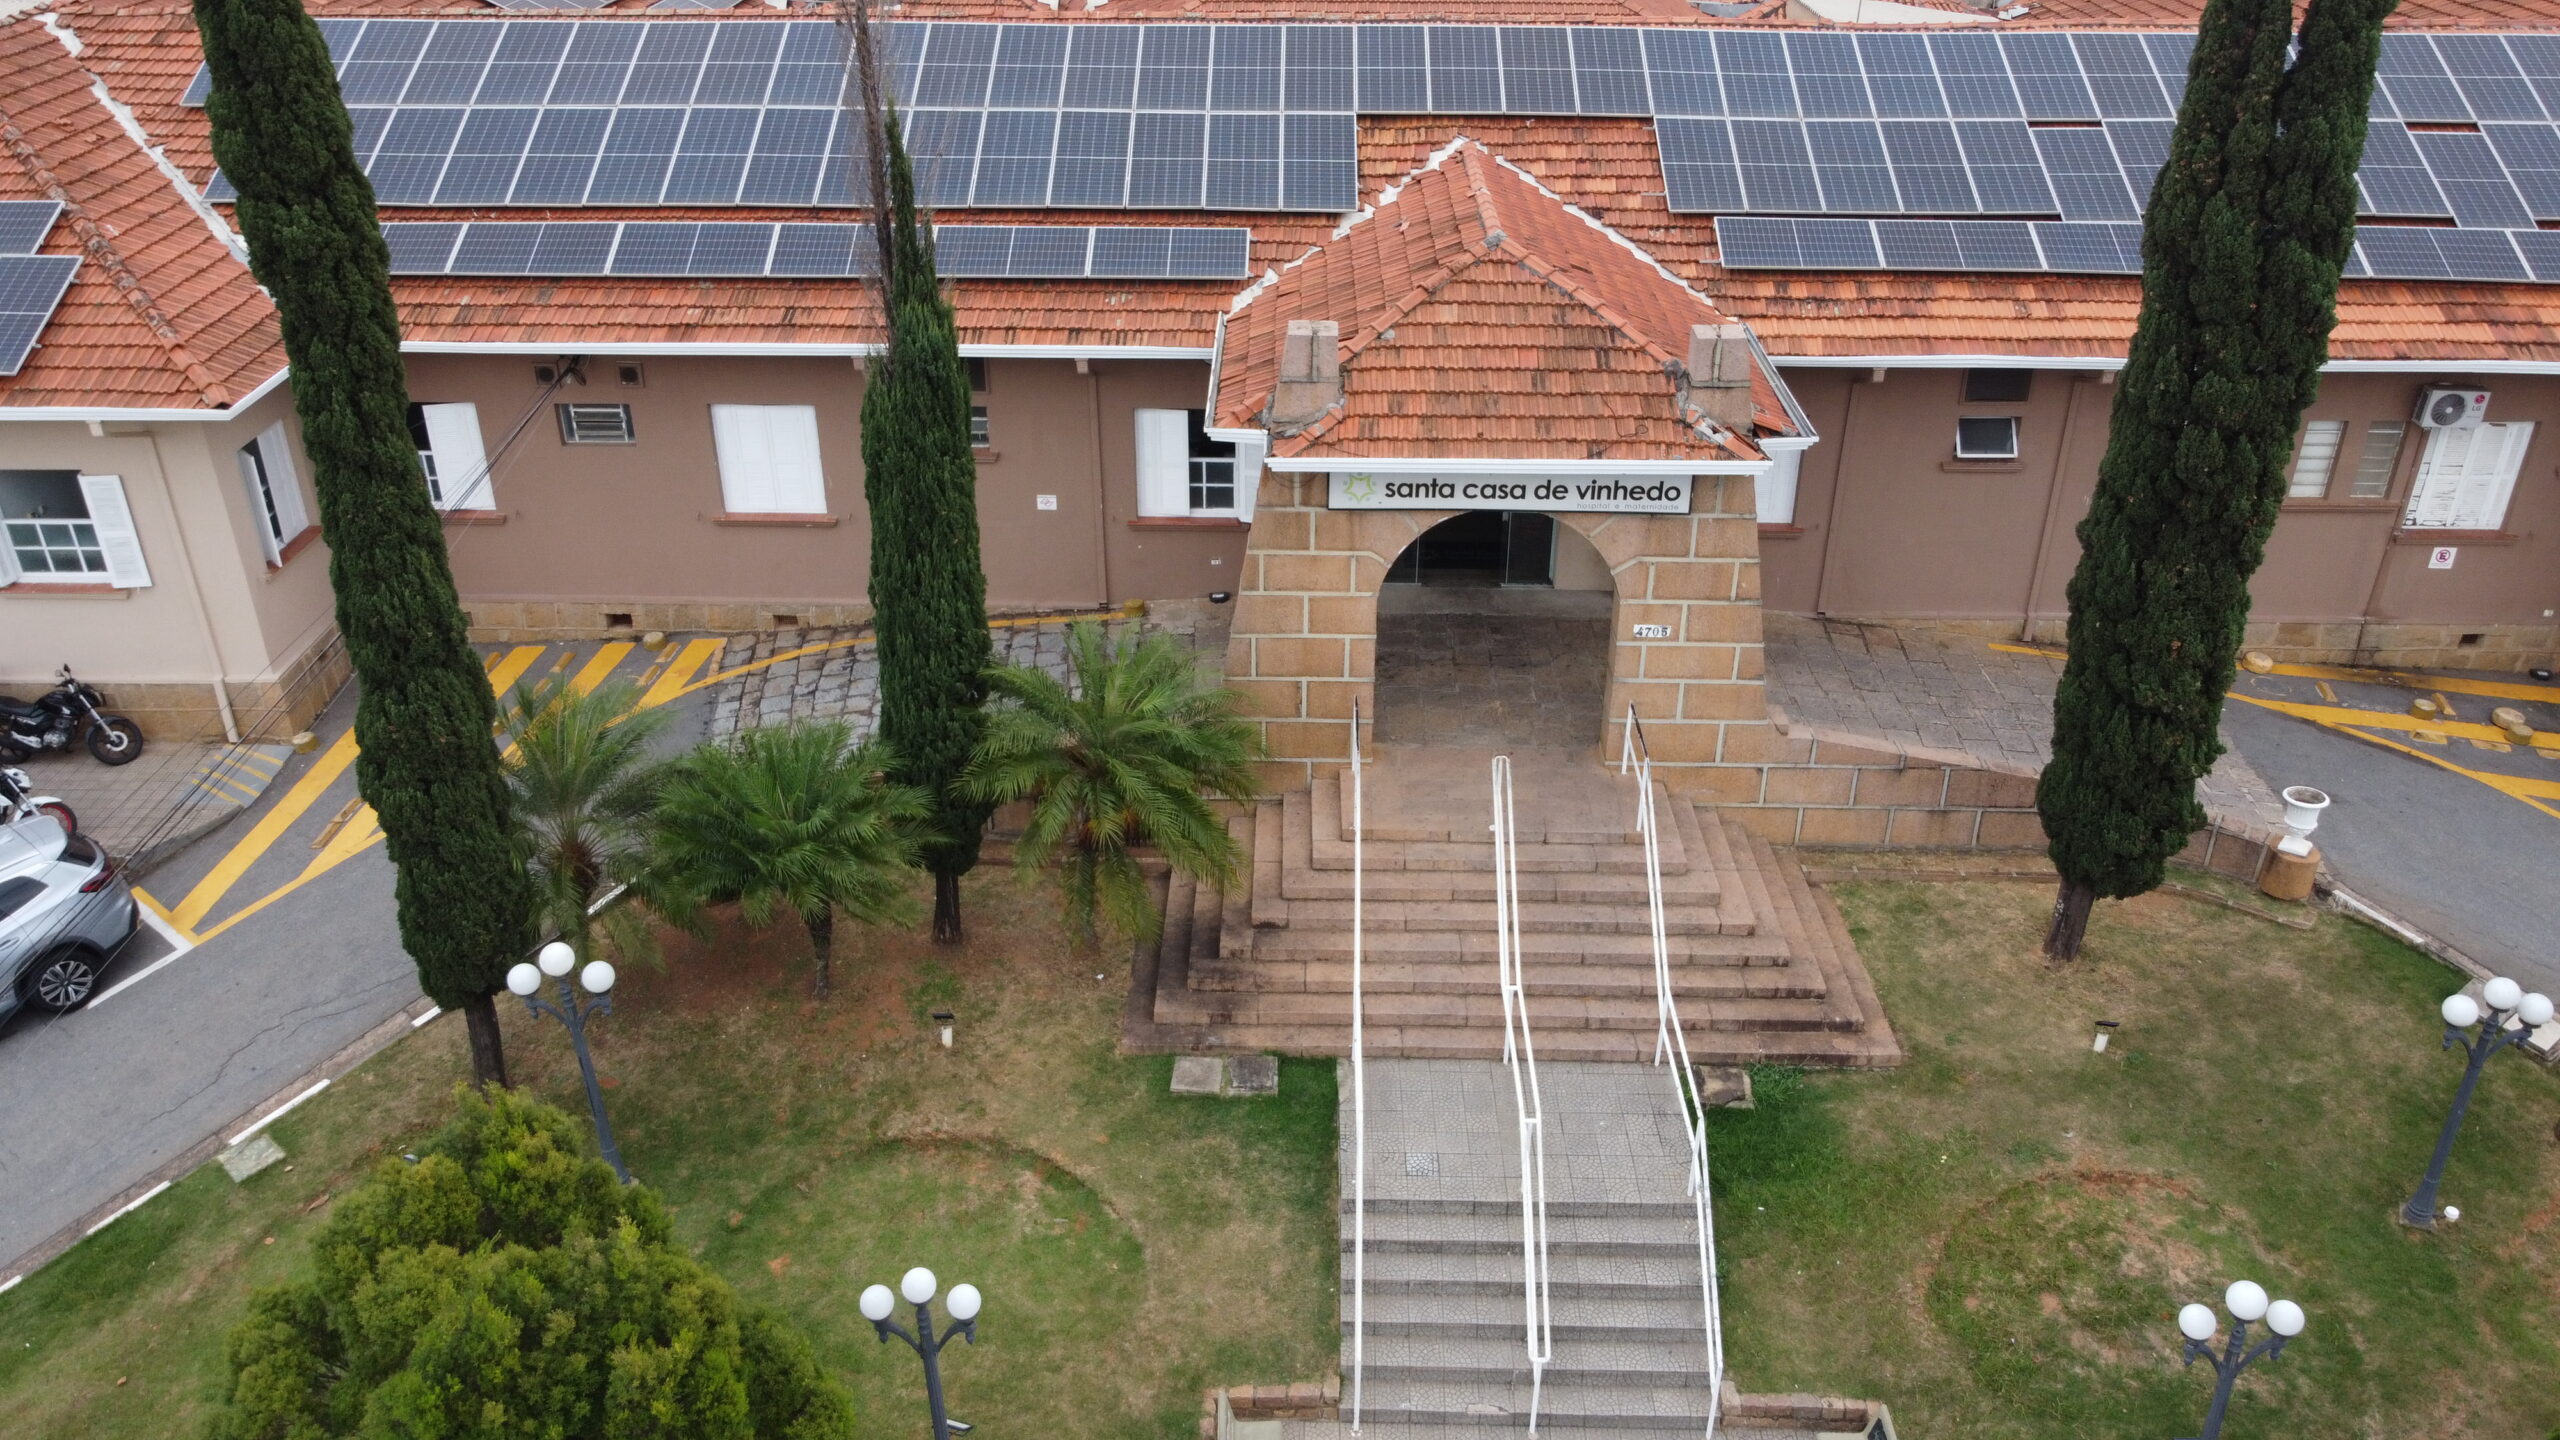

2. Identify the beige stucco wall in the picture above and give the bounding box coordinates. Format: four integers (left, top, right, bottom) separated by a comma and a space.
1766, 366, 2560, 669
412, 353, 1246, 637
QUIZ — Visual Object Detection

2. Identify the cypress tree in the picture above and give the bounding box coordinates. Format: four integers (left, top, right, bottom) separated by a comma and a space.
847, 3, 994, 943
2036, 0, 2393, 959
196, 1, 533, 1076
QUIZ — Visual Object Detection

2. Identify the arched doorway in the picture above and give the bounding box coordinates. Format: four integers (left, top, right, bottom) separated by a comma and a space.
1373, 512, 1614, 749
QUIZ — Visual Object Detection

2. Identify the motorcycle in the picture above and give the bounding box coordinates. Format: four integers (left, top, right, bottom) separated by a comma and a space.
0, 765, 75, 834
0, 666, 146, 766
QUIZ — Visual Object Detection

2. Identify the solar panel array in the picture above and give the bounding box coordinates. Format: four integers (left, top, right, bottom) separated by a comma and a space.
380, 220, 1254, 279
0, 202, 77, 377
1713, 215, 2560, 282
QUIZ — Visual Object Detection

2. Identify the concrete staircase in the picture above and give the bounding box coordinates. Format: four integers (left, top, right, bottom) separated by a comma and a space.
1131, 746, 1899, 1068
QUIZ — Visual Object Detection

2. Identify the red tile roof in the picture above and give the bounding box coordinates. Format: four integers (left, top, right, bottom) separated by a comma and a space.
1214, 141, 1782, 461
0, 12, 280, 411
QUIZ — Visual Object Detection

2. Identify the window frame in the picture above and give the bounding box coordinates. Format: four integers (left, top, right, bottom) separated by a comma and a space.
2285, 419, 2347, 501
1953, 415, 2020, 462
410, 402, 492, 511
557, 403, 637, 445
1961, 368, 2033, 404
709, 403, 829, 516
2347, 421, 2407, 502
969, 405, 991, 449
2402, 420, 2535, 533
1, 470, 151, 588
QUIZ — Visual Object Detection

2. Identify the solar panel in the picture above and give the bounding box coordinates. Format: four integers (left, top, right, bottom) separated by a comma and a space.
0, 254, 77, 376
2411, 130, 2534, 228
2033, 221, 2144, 274
2073, 33, 2170, 119
2509, 227, 2560, 281
405, 22, 497, 105
1064, 25, 1140, 109
1657, 118, 1744, 213
1786, 32, 1871, 120
2357, 225, 2528, 282
741, 107, 835, 206
1287, 25, 1357, 112
1136, 26, 1210, 111
663, 107, 760, 205
339, 19, 431, 105
973, 109, 1058, 207
1211, 27, 1283, 112
1874, 219, 2041, 271
1642, 29, 1720, 118
2358, 121, 2454, 218
183, 65, 213, 108
1429, 27, 1502, 113
2433, 226, 2531, 280
585, 107, 680, 204
1713, 216, 1879, 269
1056, 110, 1135, 207
1857, 33, 1945, 120
914, 22, 996, 109
2482, 123, 2560, 219
512, 107, 609, 204
771, 22, 846, 106
0, 202, 63, 256
2143, 33, 2195, 108
2433, 35, 2546, 121
990, 24, 1068, 109
1717, 32, 1795, 119
369, 107, 464, 204
2514, 35, 2560, 118
694, 23, 779, 105
2106, 119, 2173, 208
435, 107, 537, 205
1282, 113, 1359, 211
379, 220, 1251, 280
1129, 112, 1206, 208
1805, 121, 1896, 213
2377, 36, 2471, 123
904, 109, 984, 208
479, 22, 570, 104
1358, 27, 1430, 113
2002, 34, 2098, 121
551, 21, 641, 104
1572, 29, 1650, 117
1500, 28, 1576, 116
1206, 113, 1280, 210
1733, 119, 1821, 213
1929, 33, 2021, 120
2034, 126, 2137, 221
624, 23, 712, 105
1880, 121, 1976, 213
1956, 120, 2056, 214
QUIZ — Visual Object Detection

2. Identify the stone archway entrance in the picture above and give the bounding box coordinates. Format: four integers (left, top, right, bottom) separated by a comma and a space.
1372, 513, 1614, 749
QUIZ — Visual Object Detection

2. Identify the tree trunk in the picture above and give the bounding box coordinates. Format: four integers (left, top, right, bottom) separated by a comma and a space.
932, 870, 963, 945
2043, 878, 2098, 961
806, 905, 835, 999
461, 991, 509, 1089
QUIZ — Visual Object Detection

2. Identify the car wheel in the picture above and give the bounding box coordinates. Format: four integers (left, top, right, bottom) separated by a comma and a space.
26, 947, 102, 1012
37, 800, 76, 834
87, 721, 144, 766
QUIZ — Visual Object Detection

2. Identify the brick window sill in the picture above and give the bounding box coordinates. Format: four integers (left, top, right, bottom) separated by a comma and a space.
0, 581, 126, 596
1938, 459, 2022, 473
973, 447, 1000, 462
2280, 499, 2396, 512
440, 509, 507, 526
266, 524, 322, 571
713, 512, 840, 527
2391, 528, 2517, 546
1127, 516, 1248, 531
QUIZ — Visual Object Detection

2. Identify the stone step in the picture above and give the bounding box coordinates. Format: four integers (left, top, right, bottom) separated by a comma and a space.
1154, 986, 1862, 1037
1347, 1209, 1701, 1257
1283, 790, 1721, 906
1190, 955, 1827, 1001
1361, 1333, 1713, 1387
1280, 1423, 1788, 1440
1235, 927, 1797, 967
1261, 894, 1751, 937
1139, 1017, 1899, 1066
1344, 1197, 1694, 1220
1349, 748, 1647, 846
1354, 1377, 1715, 1428
1345, 1289, 1711, 1340
1354, 1246, 1703, 1300
1310, 773, 1693, 876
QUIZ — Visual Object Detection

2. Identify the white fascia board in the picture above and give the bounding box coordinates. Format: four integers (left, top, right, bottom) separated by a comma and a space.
2319, 359, 2560, 374
0, 365, 290, 423
1759, 435, 1819, 453
1262, 456, 1766, 476
399, 341, 1214, 361
1773, 352, 2560, 376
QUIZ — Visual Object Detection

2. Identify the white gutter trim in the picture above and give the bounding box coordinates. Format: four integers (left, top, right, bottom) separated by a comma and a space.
1759, 435, 1818, 453
0, 365, 289, 422
397, 340, 1214, 360
1772, 353, 2560, 375
1263, 456, 1766, 476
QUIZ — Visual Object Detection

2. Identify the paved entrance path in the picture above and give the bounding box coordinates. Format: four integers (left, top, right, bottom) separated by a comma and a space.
1374, 589, 1612, 750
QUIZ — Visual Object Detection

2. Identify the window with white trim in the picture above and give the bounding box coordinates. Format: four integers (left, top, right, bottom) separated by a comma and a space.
408, 402, 491, 510
2348, 421, 2405, 500
710, 404, 828, 515
1954, 416, 2018, 461
2403, 421, 2535, 532
969, 406, 991, 448
1135, 408, 1239, 517
0, 470, 152, 588
238, 421, 314, 563
2286, 420, 2346, 499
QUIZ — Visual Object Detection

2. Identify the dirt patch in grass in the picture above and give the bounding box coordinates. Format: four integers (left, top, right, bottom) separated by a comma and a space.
0, 866, 1337, 1440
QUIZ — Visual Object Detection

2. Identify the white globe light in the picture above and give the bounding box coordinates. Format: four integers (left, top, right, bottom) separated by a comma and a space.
2225, 1280, 2269, 1322
2520, 993, 2556, 1028
901, 1267, 937, 1306
859, 1285, 895, 1322
2442, 994, 2482, 1029
538, 940, 576, 977
2483, 977, 2523, 1012
506, 963, 542, 996
947, 1283, 982, 1321
2266, 1300, 2305, 1338
581, 960, 617, 995
2177, 1303, 2217, 1342
2442, 1205, 2461, 1223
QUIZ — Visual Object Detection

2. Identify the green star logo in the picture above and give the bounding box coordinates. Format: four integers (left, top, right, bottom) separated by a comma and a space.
1343, 473, 1378, 504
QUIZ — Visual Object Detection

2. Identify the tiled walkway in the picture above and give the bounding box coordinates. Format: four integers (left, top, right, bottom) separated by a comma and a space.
10, 737, 295, 870
1762, 613, 2285, 833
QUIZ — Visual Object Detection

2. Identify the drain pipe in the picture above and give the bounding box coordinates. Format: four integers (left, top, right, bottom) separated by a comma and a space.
2018, 373, 2096, 644
1807, 370, 1877, 616
140, 425, 242, 743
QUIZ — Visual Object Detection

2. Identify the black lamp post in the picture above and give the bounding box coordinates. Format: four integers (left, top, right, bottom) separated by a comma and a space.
2175, 1280, 2305, 1440
507, 940, 629, 1183
862, 1268, 980, 1439
2401, 976, 2553, 1228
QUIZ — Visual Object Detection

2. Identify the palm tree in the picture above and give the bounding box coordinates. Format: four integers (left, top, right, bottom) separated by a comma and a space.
964, 623, 1262, 943
644, 721, 928, 999
499, 676, 668, 969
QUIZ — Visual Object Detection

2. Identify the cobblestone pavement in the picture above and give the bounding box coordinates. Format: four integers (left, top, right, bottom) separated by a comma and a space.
702, 599, 1231, 741
1763, 613, 2284, 831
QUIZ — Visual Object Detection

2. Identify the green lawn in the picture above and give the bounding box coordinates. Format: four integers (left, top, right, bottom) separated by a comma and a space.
0, 870, 1338, 1440
1712, 877, 2560, 1440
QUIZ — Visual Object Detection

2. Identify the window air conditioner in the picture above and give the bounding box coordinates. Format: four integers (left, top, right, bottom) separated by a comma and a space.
2414, 387, 2490, 430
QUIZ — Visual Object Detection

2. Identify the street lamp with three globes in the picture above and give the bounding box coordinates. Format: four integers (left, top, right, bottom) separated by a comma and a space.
861, 1267, 982, 1439
2401, 975, 2553, 1228
506, 939, 628, 1184
2175, 1279, 2305, 1440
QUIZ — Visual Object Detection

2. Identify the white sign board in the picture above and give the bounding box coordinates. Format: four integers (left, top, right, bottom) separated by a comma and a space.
1035, 493, 1059, 511
1326, 472, 1692, 515
1631, 623, 1674, 639
2428, 545, 2459, 570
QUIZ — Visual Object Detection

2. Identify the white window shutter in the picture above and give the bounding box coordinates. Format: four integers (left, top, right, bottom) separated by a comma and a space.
257, 421, 311, 542
711, 404, 778, 513
236, 441, 283, 564
766, 406, 826, 513
77, 474, 152, 589
2407, 422, 2532, 531
420, 403, 490, 510
0, 527, 20, 587
1134, 409, 1190, 517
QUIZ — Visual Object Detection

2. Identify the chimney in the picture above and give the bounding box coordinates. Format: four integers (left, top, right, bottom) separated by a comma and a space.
1268, 319, 1342, 431
1686, 322, 1757, 433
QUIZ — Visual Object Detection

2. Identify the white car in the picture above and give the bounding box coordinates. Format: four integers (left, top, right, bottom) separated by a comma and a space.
0, 813, 137, 1021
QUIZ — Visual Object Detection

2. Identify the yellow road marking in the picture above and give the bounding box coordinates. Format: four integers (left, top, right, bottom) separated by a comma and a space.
129, 887, 201, 948
570, 642, 635, 694
485, 645, 546, 696
1989, 641, 2560, 706
2228, 693, 2560, 819
169, 728, 361, 930
640, 637, 721, 709
192, 770, 264, 804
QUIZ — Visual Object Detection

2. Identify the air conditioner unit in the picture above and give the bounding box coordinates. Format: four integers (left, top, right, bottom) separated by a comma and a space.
2415, 387, 2490, 430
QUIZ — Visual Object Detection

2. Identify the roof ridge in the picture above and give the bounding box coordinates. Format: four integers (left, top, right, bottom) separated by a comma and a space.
1461, 150, 1694, 377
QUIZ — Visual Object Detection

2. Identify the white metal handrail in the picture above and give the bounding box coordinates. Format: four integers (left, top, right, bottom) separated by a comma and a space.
1488, 756, 1555, 1430
1348, 702, 1368, 1432
1618, 706, 1727, 1437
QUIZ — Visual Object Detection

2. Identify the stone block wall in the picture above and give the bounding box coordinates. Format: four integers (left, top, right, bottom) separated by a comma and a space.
77, 628, 350, 742
461, 598, 875, 643
2014, 615, 2559, 675
1225, 471, 1768, 792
